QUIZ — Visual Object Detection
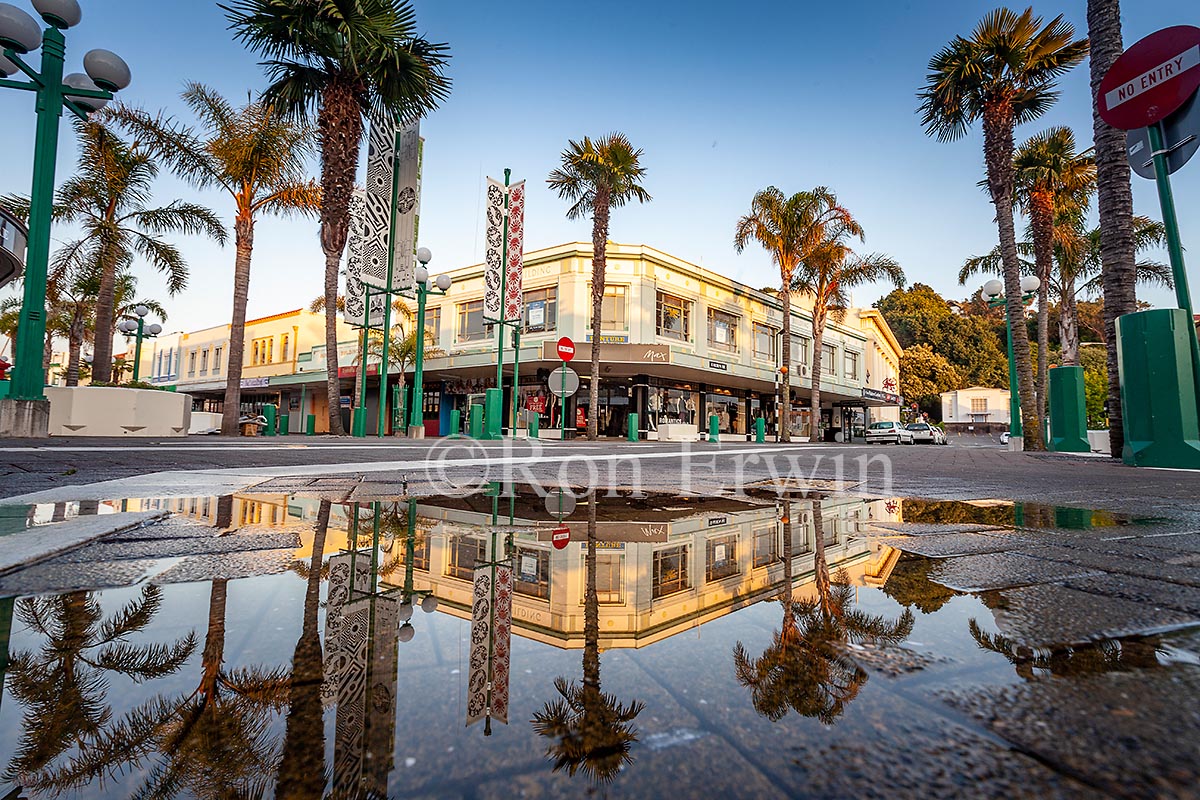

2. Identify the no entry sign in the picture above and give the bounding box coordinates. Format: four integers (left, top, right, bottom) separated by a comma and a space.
551, 525, 571, 550
1099, 25, 1200, 130
556, 336, 575, 362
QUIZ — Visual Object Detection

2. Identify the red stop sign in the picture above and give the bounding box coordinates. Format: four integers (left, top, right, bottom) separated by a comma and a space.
552, 526, 571, 550
1099, 26, 1200, 130
556, 337, 575, 362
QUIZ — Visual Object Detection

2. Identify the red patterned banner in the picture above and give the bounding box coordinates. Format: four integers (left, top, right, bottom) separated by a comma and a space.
503, 181, 525, 323
491, 564, 513, 724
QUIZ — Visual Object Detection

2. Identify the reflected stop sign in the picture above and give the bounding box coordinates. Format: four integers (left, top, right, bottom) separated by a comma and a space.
552, 526, 571, 549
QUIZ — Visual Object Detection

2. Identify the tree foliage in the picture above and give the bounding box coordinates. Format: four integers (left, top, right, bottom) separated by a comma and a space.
900, 344, 962, 418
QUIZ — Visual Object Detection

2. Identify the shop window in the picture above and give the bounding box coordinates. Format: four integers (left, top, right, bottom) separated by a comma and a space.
213, 346, 223, 373
589, 552, 624, 604
706, 534, 739, 582
457, 300, 489, 342
753, 526, 778, 568
281, 334, 290, 361
515, 546, 551, 599
647, 386, 698, 428
708, 308, 739, 352
653, 544, 689, 598
425, 306, 441, 341
753, 322, 777, 361
601, 285, 628, 330
844, 350, 860, 381
706, 391, 744, 435
447, 535, 485, 580
656, 291, 691, 341
523, 286, 557, 333
423, 390, 440, 415
822, 343, 838, 376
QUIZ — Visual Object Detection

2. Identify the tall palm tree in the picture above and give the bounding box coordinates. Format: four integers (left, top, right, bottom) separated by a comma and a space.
733, 499, 914, 723
548, 133, 651, 440
918, 7, 1088, 450
532, 493, 644, 783
225, 0, 452, 436
2, 119, 227, 384
112, 84, 321, 435
1086, 0, 1138, 458
735, 187, 859, 442
1012, 127, 1095, 420
792, 216, 903, 440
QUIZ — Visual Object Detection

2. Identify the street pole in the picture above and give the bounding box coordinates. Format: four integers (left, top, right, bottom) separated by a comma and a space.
1003, 308, 1022, 440
409, 279, 427, 434
510, 326, 521, 436
132, 317, 144, 382
354, 287, 371, 437
494, 169, 511, 435
1146, 121, 1200, 408
561, 363, 567, 441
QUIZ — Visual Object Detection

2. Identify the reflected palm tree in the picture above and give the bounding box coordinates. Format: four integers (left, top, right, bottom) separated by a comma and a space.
734, 497, 915, 724
275, 499, 333, 799
3, 587, 196, 790
532, 493, 645, 784
968, 619, 1163, 680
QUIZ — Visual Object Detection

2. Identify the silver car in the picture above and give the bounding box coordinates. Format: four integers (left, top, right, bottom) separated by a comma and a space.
866, 421, 914, 445
906, 422, 945, 444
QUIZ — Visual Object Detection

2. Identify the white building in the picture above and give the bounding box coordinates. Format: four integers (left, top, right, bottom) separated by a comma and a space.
940, 386, 1010, 432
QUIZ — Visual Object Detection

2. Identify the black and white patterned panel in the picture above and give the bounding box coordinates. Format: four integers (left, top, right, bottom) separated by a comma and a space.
483, 179, 506, 320
361, 109, 396, 290
465, 567, 493, 726
343, 190, 385, 328
391, 121, 421, 292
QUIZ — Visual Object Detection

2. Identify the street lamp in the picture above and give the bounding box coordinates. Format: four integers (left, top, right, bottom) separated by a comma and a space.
0, 0, 130, 435
982, 276, 1040, 448
117, 304, 161, 383
404, 247, 452, 438
392, 498, 439, 642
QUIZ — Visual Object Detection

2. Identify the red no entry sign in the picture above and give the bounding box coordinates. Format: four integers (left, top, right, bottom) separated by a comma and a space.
552, 525, 571, 550
1099, 25, 1200, 130
556, 336, 575, 362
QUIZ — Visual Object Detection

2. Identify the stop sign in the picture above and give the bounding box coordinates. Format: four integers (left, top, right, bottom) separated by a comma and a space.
552, 525, 571, 550
1099, 26, 1200, 130
556, 336, 575, 362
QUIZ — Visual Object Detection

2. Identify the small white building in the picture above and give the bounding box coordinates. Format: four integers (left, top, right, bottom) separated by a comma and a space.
940, 386, 1010, 433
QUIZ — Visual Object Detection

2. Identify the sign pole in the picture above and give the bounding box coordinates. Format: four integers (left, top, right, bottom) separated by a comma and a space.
1147, 120, 1200, 405
511, 326, 521, 436
354, 286, 372, 438
494, 169, 511, 435
561, 361, 567, 440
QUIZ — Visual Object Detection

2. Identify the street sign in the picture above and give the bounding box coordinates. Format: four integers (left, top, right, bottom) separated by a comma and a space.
551, 525, 571, 550
1127, 89, 1200, 179
556, 336, 576, 362
548, 366, 579, 398
544, 488, 577, 517
1099, 26, 1200, 130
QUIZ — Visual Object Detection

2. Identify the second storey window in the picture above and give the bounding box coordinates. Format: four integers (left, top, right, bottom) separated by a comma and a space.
457, 300, 488, 342
425, 306, 441, 341
656, 291, 691, 341
844, 350, 860, 381
187, 351, 196, 377
213, 346, 223, 373
822, 343, 838, 376
971, 397, 988, 413
447, 535, 485, 580
601, 285, 628, 330
708, 308, 738, 352
652, 544, 689, 599
523, 286, 557, 333
281, 334, 290, 362
753, 322, 777, 361
790, 336, 811, 367
199, 349, 209, 374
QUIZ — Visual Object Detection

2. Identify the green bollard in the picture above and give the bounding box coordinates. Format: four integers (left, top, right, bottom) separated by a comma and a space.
484, 387, 503, 440
305, 413, 316, 435
1048, 366, 1089, 453
469, 404, 484, 439
627, 412, 638, 442
528, 413, 539, 439
449, 408, 461, 438
709, 414, 719, 443
755, 417, 765, 443
351, 407, 366, 438
262, 404, 277, 437
278, 412, 289, 436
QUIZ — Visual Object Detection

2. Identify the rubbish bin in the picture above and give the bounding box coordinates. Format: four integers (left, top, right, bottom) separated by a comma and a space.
823, 427, 842, 443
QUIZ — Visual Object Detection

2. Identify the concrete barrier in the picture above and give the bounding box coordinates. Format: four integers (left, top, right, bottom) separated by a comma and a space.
189, 411, 222, 435
46, 386, 192, 437
1087, 430, 1112, 457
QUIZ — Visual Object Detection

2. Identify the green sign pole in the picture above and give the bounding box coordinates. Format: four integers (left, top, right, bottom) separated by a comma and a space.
409, 279, 428, 434
378, 122, 407, 438
353, 287, 371, 438
510, 326, 521, 436
1003, 308, 1022, 439
561, 364, 567, 440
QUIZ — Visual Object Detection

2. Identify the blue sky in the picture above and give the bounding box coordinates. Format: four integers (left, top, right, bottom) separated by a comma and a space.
1, 0, 1198, 336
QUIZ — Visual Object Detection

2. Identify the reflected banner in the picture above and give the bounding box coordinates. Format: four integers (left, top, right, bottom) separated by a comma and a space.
466, 563, 513, 726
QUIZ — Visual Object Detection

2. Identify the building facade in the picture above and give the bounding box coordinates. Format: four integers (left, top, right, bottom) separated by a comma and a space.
940, 386, 1011, 433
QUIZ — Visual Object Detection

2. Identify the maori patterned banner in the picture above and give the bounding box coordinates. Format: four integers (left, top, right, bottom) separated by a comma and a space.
503, 182, 525, 323
361, 109, 396, 290
465, 564, 513, 727
490, 564, 513, 724
391, 122, 421, 293
483, 178, 506, 321
344, 190, 386, 328
466, 566, 493, 727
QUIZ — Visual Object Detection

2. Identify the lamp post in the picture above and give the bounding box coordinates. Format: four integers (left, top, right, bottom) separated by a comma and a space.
982, 276, 1040, 449
0, 0, 130, 435
116, 304, 161, 383
404, 247, 451, 438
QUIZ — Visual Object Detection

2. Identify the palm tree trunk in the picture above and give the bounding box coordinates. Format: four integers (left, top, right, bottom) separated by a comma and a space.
66, 306, 84, 387
780, 287, 792, 443
396, 367, 407, 436
1087, 0, 1137, 458
810, 306, 827, 442
1061, 280, 1080, 366
811, 499, 831, 610
91, 259, 118, 385
316, 81, 362, 437
200, 579, 228, 699
221, 215, 255, 436
779, 499, 794, 635
1030, 194, 1055, 425
983, 107, 1043, 450
582, 492, 600, 692
588, 190, 610, 441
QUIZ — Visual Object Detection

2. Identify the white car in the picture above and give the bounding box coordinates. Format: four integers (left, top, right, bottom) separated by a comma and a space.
866, 421, 915, 445
906, 422, 944, 444
1000, 431, 1011, 445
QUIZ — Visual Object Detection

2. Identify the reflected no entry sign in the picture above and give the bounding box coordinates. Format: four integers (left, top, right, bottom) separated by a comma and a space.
1099, 25, 1200, 130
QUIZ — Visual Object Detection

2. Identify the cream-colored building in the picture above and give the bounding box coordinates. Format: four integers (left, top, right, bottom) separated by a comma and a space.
940, 385, 1010, 432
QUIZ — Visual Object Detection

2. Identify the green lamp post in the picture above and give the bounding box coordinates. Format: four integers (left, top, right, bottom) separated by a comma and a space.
0, 0, 131, 435
982, 275, 1040, 450
405, 247, 451, 438
116, 304, 161, 383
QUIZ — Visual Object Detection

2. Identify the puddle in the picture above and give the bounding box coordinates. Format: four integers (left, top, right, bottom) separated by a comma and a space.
0, 487, 1196, 797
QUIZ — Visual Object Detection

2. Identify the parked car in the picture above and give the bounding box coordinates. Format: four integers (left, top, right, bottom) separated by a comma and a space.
933, 426, 948, 445
905, 422, 942, 444
1000, 431, 1011, 445
866, 421, 915, 445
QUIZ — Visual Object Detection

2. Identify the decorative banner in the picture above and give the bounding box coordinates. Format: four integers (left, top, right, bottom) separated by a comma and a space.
344, 189, 386, 328
483, 179, 506, 320
465, 562, 514, 727
491, 564, 513, 724
361, 110, 396, 290
392, 121, 422, 292
504, 181, 525, 323
466, 566, 493, 727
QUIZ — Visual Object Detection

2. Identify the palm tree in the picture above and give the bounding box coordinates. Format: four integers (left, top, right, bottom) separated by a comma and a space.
532, 493, 644, 783
733, 499, 914, 723
735, 187, 859, 442
918, 7, 1088, 450
1086, 0, 1138, 458
111, 84, 321, 435
548, 133, 651, 440
359, 312, 443, 427
969, 619, 1162, 679
3, 119, 227, 384
791, 213, 904, 439
225, 0, 452, 436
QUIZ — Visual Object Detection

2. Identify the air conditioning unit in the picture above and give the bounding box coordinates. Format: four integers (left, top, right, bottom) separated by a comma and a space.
800, 364, 809, 377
